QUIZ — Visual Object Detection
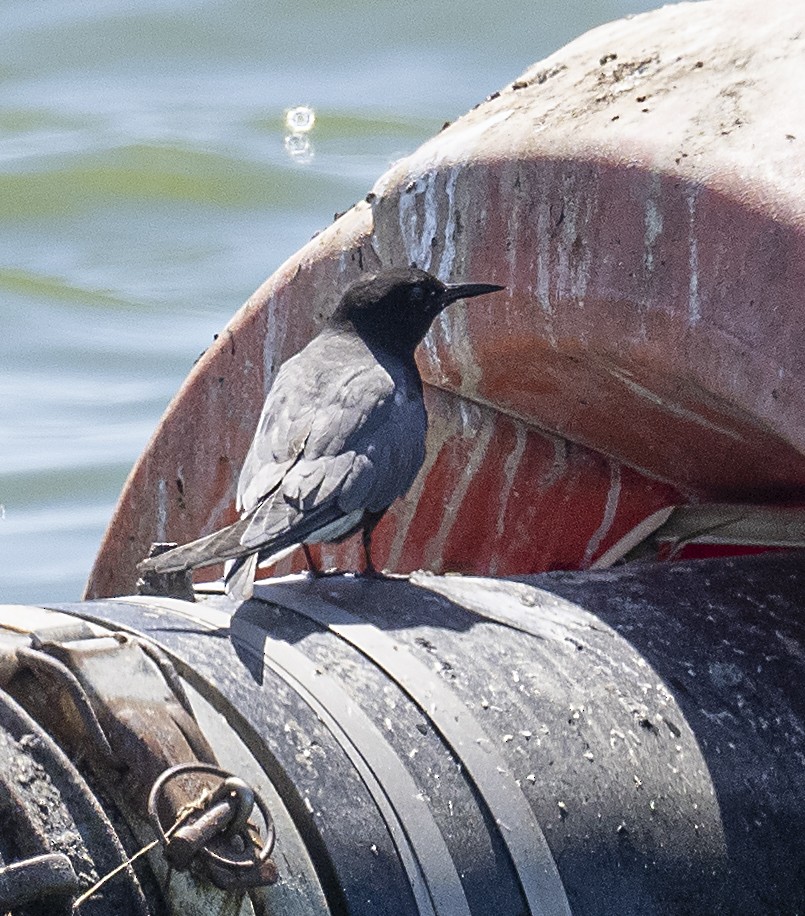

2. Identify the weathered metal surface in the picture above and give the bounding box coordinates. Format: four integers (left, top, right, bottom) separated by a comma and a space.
86, 0, 805, 599
52, 551, 805, 913
277, 387, 683, 580
0, 852, 79, 912
0, 679, 152, 914
13, 627, 282, 897
14, 633, 215, 806
0, 853, 79, 910
0, 606, 316, 915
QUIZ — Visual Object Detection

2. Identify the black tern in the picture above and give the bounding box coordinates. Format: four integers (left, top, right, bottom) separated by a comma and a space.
138, 267, 504, 597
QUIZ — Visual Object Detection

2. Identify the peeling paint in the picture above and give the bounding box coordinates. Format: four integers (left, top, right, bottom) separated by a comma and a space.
419, 331, 444, 382
435, 306, 453, 348
557, 177, 578, 301
644, 175, 663, 273
562, 177, 593, 306
687, 186, 701, 325
505, 175, 522, 300
542, 435, 569, 490
398, 171, 440, 270
156, 477, 167, 541
583, 464, 621, 566
442, 300, 484, 399
436, 165, 461, 280
90, 0, 805, 600
536, 194, 553, 318
458, 397, 481, 432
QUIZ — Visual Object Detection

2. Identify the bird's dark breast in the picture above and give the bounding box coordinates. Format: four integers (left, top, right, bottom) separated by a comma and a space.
367, 371, 427, 511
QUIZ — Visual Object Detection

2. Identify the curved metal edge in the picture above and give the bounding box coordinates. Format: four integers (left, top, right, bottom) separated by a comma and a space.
409, 573, 606, 644
230, 614, 471, 916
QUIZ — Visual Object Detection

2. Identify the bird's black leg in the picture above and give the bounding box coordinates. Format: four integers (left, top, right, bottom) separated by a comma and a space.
362, 527, 377, 576
302, 544, 324, 577
360, 512, 386, 578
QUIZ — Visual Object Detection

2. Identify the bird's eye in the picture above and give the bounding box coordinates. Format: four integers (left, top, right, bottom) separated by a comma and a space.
409, 285, 424, 302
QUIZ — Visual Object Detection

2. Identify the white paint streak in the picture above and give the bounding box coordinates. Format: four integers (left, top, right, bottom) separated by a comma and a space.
541, 435, 568, 490
644, 175, 663, 272
536, 195, 553, 317
398, 171, 440, 270
427, 404, 495, 571
569, 181, 592, 304
609, 368, 745, 441
494, 424, 528, 540
550, 174, 593, 318
420, 173, 439, 270
557, 177, 578, 301
458, 398, 472, 429
437, 165, 461, 280
156, 477, 168, 540
439, 294, 484, 399
419, 331, 443, 381
560, 178, 578, 248
398, 175, 423, 267
405, 164, 462, 365
583, 464, 621, 567
436, 306, 453, 348
505, 182, 521, 300
687, 186, 701, 324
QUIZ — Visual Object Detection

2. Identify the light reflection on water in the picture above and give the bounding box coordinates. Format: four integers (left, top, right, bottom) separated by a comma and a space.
0, 0, 664, 603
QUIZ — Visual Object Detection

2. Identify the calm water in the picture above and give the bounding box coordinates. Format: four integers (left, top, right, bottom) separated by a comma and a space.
1, 0, 660, 604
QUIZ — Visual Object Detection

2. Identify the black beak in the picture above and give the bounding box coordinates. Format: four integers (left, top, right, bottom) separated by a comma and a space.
440, 282, 505, 308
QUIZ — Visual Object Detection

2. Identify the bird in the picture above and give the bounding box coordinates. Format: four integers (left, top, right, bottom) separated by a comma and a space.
137, 267, 504, 598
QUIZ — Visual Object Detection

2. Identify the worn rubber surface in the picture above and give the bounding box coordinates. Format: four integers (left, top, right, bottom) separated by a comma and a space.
61, 552, 805, 913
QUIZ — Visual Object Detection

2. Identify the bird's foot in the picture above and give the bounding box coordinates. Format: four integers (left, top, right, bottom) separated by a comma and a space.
358, 561, 390, 580
302, 544, 328, 577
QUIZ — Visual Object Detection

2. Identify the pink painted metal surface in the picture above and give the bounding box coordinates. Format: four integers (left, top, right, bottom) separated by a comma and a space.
86, 0, 805, 598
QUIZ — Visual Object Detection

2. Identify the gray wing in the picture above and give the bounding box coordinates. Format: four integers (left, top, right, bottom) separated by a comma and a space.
236, 330, 427, 552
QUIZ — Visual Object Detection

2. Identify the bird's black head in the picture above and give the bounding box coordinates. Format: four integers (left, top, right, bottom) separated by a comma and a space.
331, 267, 504, 356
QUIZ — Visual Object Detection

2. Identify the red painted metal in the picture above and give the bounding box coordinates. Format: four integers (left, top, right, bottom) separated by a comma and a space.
86, 0, 805, 598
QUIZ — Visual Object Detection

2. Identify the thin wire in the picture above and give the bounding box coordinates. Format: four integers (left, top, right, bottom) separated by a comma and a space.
71, 797, 207, 912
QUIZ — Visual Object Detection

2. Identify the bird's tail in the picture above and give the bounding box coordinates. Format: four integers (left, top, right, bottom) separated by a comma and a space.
137, 516, 254, 575
224, 553, 258, 602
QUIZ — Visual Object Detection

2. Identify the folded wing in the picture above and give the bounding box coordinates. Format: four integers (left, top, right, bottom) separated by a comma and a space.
237, 329, 427, 556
